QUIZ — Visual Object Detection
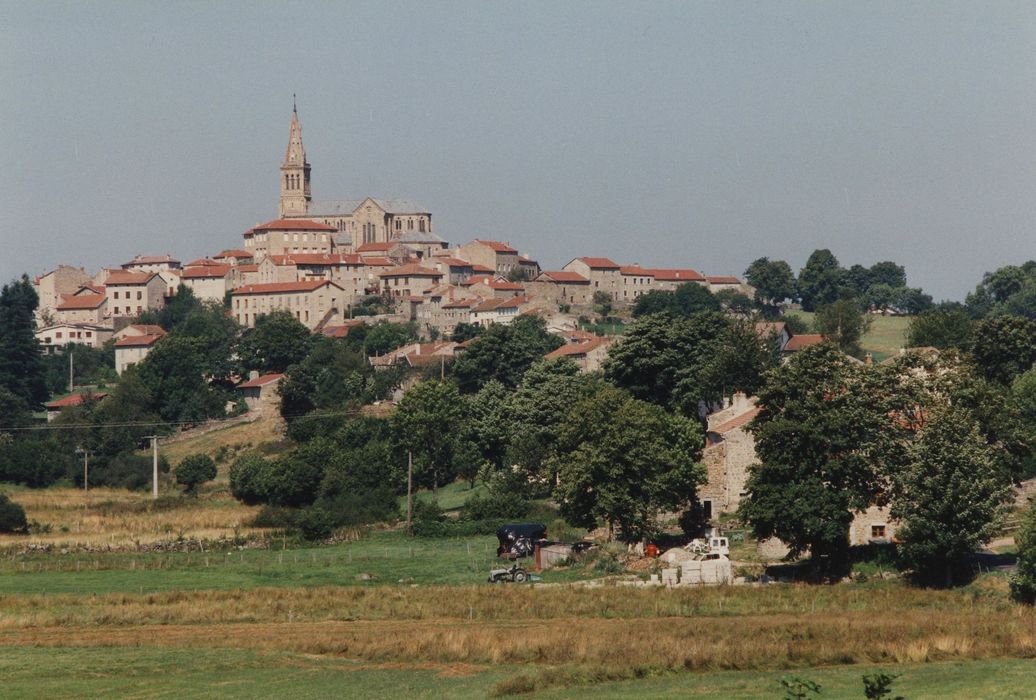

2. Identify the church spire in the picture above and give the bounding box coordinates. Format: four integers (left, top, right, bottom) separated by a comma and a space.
279, 100, 311, 217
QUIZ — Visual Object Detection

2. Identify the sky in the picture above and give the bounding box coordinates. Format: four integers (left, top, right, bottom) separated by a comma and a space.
2, 1, 1034, 301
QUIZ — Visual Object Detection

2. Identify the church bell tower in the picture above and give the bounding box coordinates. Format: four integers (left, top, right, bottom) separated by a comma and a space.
279, 98, 311, 217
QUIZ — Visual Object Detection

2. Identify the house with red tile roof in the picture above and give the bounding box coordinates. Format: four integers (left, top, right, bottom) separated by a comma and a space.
121, 254, 181, 273
212, 249, 254, 265
700, 394, 760, 518
544, 336, 613, 372
564, 257, 622, 301
526, 271, 592, 306
44, 391, 109, 422
242, 218, 336, 258
33, 265, 94, 319
180, 264, 235, 303
103, 271, 166, 319
236, 373, 284, 413
54, 293, 108, 325
231, 280, 346, 330
456, 240, 520, 276
378, 264, 444, 298
114, 327, 167, 374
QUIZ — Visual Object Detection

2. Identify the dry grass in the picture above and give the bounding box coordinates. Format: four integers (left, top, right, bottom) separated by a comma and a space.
157, 413, 284, 473
0, 487, 262, 548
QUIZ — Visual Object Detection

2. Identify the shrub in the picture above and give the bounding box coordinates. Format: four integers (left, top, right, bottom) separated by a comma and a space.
176, 454, 217, 494
229, 454, 269, 505
92, 452, 170, 491
294, 507, 336, 541
249, 505, 297, 530
1011, 503, 1036, 604
463, 490, 530, 521
0, 494, 28, 534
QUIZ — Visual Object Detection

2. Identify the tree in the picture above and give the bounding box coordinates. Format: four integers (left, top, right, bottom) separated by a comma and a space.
229, 454, 270, 505
0, 493, 28, 534
797, 249, 845, 312
739, 345, 900, 578
890, 405, 1011, 587
550, 385, 705, 541
364, 321, 417, 356
744, 257, 796, 310
632, 283, 720, 318
237, 311, 313, 374
451, 322, 483, 342
176, 454, 217, 494
136, 336, 225, 422
392, 380, 467, 498
868, 261, 907, 289
813, 299, 872, 356
713, 289, 755, 314
890, 286, 933, 315
450, 315, 563, 392
592, 290, 613, 318
604, 313, 726, 411
0, 275, 48, 408
1010, 502, 1036, 603
138, 285, 202, 331
505, 359, 601, 484
906, 307, 975, 350
971, 316, 1036, 384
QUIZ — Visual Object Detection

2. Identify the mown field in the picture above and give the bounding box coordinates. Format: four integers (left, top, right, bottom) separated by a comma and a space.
785, 312, 911, 362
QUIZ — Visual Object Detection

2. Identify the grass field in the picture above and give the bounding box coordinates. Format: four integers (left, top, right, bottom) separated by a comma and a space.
1, 647, 1034, 699
786, 311, 911, 362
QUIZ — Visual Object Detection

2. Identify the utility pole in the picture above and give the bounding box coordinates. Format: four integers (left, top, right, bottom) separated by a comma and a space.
83, 450, 88, 491
68, 351, 74, 393
406, 450, 413, 536
144, 436, 159, 499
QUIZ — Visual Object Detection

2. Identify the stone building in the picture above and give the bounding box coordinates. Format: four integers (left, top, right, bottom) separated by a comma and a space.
54, 291, 108, 325
33, 265, 93, 319
455, 240, 520, 276
544, 336, 613, 372
700, 396, 760, 519
113, 325, 167, 374
103, 271, 166, 319
231, 280, 346, 330
35, 323, 113, 354
563, 257, 622, 301
242, 219, 337, 258
378, 264, 444, 299
180, 264, 235, 303
526, 271, 592, 306
121, 255, 181, 273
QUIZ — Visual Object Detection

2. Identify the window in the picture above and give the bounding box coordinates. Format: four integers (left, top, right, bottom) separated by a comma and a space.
395, 219, 401, 231
136, 291, 142, 300
56, 332, 62, 339
871, 525, 887, 539
114, 291, 119, 299
419, 219, 426, 232
701, 499, 713, 520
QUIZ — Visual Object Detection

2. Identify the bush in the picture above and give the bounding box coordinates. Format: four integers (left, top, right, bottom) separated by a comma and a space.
229, 454, 269, 505
463, 490, 530, 521
1011, 503, 1036, 604
294, 507, 336, 541
92, 452, 170, 491
0, 494, 28, 534
250, 505, 297, 530
176, 454, 217, 494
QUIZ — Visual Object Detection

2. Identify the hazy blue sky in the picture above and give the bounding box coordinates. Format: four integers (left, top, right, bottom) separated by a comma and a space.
3, 1, 1034, 300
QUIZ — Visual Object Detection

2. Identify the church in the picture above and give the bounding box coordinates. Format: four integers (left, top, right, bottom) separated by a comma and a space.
276, 105, 439, 252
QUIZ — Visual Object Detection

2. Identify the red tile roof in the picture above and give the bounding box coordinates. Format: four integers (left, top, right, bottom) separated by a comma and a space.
710, 406, 761, 435
214, 249, 252, 259
56, 294, 106, 310
706, 275, 742, 285
545, 337, 610, 359
620, 265, 655, 276
114, 334, 165, 348
232, 280, 339, 295
237, 264, 259, 273
538, 271, 589, 283
434, 257, 474, 267
181, 265, 231, 279
249, 219, 336, 232
379, 264, 444, 278
470, 264, 494, 273
356, 242, 397, 253
186, 258, 224, 267
648, 269, 705, 282
125, 324, 166, 336
73, 283, 106, 295
362, 257, 394, 267
784, 334, 825, 351
575, 257, 620, 269
237, 373, 284, 389
105, 271, 158, 286
442, 298, 481, 309
474, 239, 517, 253
45, 392, 109, 409
321, 320, 365, 338
268, 253, 349, 266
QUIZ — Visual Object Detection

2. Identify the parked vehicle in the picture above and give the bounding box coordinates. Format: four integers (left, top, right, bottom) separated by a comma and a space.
487, 563, 530, 583
495, 523, 547, 560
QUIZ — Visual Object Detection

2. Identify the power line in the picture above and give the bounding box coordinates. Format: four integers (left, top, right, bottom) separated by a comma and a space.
0, 406, 369, 434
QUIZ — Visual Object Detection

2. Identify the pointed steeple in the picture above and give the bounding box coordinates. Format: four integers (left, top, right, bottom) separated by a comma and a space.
279, 99, 311, 217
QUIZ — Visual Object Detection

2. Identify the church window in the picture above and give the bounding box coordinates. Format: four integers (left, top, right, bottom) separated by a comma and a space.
285, 174, 289, 189
395, 219, 401, 231
408, 218, 414, 231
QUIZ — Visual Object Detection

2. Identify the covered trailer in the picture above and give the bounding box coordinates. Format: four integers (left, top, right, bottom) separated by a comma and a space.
495, 523, 547, 559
